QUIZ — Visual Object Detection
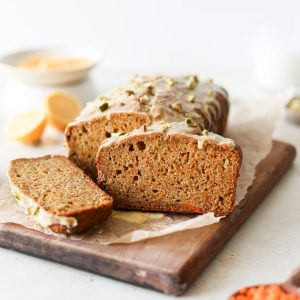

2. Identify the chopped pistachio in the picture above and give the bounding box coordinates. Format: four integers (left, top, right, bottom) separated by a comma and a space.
166, 78, 175, 86
185, 118, 197, 127
170, 103, 182, 112
207, 90, 215, 97
14, 192, 20, 201
26, 206, 40, 216
143, 82, 154, 95
125, 90, 135, 96
201, 129, 209, 135
138, 95, 149, 105
162, 124, 170, 132
98, 95, 110, 111
187, 94, 196, 103
99, 102, 109, 112
187, 75, 199, 89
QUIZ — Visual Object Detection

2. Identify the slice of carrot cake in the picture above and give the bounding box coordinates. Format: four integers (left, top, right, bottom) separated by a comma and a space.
8, 155, 113, 234
96, 122, 242, 216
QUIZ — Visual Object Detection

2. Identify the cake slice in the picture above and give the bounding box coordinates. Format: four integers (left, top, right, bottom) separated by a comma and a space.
96, 122, 242, 216
8, 155, 113, 234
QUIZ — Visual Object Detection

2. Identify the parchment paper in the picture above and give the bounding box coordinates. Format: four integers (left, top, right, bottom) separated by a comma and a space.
0, 100, 277, 244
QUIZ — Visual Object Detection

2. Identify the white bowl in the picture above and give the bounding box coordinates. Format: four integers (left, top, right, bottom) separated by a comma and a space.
0, 46, 102, 85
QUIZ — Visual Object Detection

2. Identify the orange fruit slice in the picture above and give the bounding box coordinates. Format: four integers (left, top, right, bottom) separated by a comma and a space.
45, 92, 81, 131
5, 110, 46, 144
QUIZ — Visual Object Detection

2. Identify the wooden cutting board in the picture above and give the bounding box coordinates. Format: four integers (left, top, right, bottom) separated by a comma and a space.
0, 140, 296, 295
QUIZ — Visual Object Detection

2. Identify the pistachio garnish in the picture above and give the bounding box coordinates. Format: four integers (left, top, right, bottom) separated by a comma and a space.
170, 103, 182, 112
14, 192, 20, 201
99, 102, 109, 112
185, 118, 197, 127
138, 95, 150, 105
143, 82, 154, 95
162, 124, 170, 132
187, 75, 199, 89
207, 90, 215, 97
201, 129, 209, 135
125, 90, 135, 96
26, 206, 40, 216
187, 94, 196, 103
98, 95, 110, 111
166, 78, 175, 86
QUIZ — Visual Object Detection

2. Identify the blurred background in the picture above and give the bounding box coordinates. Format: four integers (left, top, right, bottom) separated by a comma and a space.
0, 0, 298, 71
0, 0, 299, 138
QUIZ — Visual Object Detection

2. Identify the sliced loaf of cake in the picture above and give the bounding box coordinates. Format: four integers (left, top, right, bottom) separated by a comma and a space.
8, 155, 113, 234
66, 75, 229, 179
96, 122, 242, 216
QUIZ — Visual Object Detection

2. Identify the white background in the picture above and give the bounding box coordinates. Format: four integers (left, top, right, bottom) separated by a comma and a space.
0, 0, 299, 71
0, 1, 300, 300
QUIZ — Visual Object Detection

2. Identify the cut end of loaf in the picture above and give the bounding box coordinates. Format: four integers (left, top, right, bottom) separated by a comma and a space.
65, 112, 150, 180
96, 131, 242, 216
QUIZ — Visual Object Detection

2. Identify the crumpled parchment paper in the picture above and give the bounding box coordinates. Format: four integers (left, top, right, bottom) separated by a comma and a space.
0, 100, 277, 244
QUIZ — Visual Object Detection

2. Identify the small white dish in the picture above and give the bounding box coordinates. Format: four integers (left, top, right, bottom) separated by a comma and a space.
0, 46, 102, 85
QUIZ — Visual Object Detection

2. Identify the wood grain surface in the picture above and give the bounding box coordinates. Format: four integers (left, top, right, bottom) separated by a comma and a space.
0, 140, 296, 295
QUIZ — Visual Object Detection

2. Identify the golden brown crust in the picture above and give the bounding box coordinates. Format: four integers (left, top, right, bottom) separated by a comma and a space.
49, 202, 112, 234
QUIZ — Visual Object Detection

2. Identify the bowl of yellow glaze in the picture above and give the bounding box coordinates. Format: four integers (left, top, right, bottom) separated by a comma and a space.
0, 46, 102, 85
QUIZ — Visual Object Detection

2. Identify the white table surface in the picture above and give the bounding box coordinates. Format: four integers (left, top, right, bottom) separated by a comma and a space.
0, 68, 299, 300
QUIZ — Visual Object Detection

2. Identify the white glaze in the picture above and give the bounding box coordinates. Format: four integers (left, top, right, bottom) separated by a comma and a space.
10, 185, 78, 231
100, 121, 236, 150
70, 75, 227, 132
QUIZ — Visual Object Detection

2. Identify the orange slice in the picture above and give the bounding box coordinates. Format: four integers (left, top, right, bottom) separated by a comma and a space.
45, 92, 81, 131
5, 110, 46, 144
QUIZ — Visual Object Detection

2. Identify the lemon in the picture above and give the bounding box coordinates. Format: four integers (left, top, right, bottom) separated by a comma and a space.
45, 92, 81, 131
5, 110, 46, 144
